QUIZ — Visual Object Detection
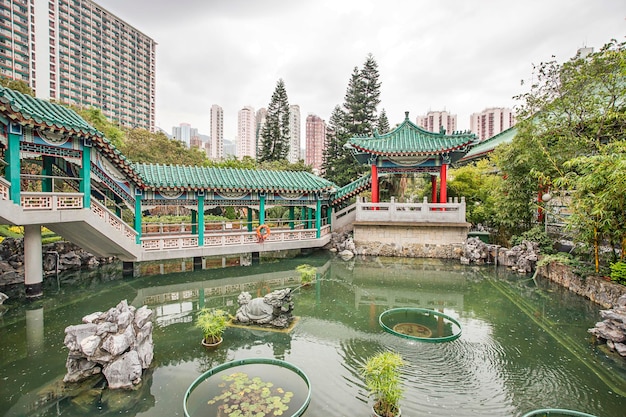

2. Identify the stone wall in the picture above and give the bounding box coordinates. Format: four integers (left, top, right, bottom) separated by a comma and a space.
536, 261, 626, 309
353, 223, 468, 258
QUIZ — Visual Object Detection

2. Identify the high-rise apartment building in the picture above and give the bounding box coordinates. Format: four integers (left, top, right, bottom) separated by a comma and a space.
237, 106, 256, 159
288, 104, 301, 163
172, 123, 197, 148
0, 0, 156, 131
255, 107, 267, 157
470, 107, 515, 141
416, 110, 457, 134
210, 104, 224, 160
305, 114, 326, 174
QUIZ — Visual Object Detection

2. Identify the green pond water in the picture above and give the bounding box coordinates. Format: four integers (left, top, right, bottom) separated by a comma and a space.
1, 252, 625, 417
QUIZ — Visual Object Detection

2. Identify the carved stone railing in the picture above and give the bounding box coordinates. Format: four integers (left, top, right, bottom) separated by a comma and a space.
141, 225, 330, 251
91, 199, 137, 241
355, 197, 467, 224
21, 192, 83, 210
0, 177, 9, 201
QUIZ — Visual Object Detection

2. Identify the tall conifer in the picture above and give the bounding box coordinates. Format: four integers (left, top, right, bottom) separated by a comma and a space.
259, 79, 290, 162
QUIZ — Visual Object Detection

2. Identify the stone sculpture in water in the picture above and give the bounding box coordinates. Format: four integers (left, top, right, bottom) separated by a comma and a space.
234, 288, 294, 328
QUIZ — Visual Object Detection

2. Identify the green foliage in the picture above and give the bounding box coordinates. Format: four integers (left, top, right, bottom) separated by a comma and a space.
195, 308, 229, 343
448, 159, 502, 227
0, 77, 34, 96
556, 140, 626, 262
323, 54, 381, 186
75, 107, 125, 148
361, 351, 404, 417
511, 226, 555, 254
259, 79, 291, 163
295, 264, 317, 285
536, 252, 580, 268
377, 108, 390, 134
0, 225, 23, 238
120, 129, 208, 166
206, 372, 294, 416
610, 261, 626, 285
494, 38, 626, 250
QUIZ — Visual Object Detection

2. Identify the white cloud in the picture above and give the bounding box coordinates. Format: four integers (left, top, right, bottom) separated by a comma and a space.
96, 0, 625, 140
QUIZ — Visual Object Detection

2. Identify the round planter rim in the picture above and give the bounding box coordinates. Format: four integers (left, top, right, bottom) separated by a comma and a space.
183, 357, 311, 417
521, 409, 598, 417
379, 307, 462, 343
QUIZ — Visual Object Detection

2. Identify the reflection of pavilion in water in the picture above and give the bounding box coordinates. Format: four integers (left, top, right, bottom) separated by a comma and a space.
341, 259, 467, 312
132, 262, 331, 327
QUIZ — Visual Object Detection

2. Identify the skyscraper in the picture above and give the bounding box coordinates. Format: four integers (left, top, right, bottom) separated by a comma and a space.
470, 107, 516, 141
237, 106, 256, 159
305, 114, 326, 174
416, 110, 457, 134
210, 104, 224, 160
172, 123, 197, 148
1, 0, 157, 131
288, 105, 301, 163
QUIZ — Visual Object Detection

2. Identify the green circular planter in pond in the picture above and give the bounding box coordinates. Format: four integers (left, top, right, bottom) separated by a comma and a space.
183, 358, 311, 417
379, 308, 462, 343
521, 409, 598, 417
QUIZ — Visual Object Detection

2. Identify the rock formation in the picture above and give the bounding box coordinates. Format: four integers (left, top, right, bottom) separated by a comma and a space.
63, 300, 154, 389
588, 294, 626, 358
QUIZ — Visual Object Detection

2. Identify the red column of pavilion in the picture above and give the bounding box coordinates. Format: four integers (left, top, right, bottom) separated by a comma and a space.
371, 164, 379, 203
439, 164, 448, 203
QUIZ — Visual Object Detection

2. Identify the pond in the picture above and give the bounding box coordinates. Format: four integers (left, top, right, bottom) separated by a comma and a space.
1, 252, 625, 417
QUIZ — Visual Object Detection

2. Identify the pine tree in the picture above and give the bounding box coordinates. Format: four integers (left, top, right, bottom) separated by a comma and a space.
259, 79, 291, 163
323, 54, 382, 186
377, 108, 390, 134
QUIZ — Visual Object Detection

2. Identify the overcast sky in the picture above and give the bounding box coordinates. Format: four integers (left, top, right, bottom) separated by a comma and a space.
96, 0, 625, 143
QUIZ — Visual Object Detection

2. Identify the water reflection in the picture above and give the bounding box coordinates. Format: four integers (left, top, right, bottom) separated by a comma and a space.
0, 254, 625, 417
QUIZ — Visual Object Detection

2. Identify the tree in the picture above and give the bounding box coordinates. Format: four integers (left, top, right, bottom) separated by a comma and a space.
556, 141, 626, 270
259, 79, 290, 163
323, 54, 382, 186
495, 39, 626, 241
120, 129, 208, 166
378, 109, 390, 134
76, 107, 125, 148
0, 77, 34, 96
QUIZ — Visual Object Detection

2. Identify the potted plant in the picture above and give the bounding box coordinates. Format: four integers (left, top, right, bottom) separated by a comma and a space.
196, 308, 229, 347
295, 264, 317, 287
361, 351, 404, 417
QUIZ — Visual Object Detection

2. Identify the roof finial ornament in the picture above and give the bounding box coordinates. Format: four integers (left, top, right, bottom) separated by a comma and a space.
404, 111, 409, 120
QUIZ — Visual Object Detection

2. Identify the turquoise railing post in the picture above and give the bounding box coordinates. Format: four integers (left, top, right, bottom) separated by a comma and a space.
80, 142, 91, 208
289, 206, 295, 230
191, 210, 197, 234
134, 191, 142, 244
247, 207, 253, 232
259, 194, 266, 225
315, 199, 321, 238
7, 123, 21, 204
42, 156, 53, 192
198, 193, 205, 246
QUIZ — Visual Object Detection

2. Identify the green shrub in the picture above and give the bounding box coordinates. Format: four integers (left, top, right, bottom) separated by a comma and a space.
610, 261, 626, 285
511, 226, 555, 254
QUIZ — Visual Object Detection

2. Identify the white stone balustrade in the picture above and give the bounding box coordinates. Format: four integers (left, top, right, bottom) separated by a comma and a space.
355, 196, 467, 224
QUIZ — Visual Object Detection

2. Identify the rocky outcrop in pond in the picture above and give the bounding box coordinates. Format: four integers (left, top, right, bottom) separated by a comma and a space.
588, 295, 626, 358
461, 237, 540, 273
63, 300, 154, 389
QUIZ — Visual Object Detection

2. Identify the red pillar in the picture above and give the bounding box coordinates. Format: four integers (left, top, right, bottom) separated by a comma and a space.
439, 164, 448, 203
431, 175, 437, 203
371, 164, 379, 203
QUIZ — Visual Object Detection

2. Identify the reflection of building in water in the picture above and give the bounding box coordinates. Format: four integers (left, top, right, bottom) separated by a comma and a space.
154, 301, 194, 327
355, 288, 463, 311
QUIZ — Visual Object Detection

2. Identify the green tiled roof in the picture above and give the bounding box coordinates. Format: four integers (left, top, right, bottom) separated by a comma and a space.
458, 126, 517, 163
331, 174, 372, 204
0, 85, 100, 135
134, 163, 337, 193
346, 112, 477, 156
